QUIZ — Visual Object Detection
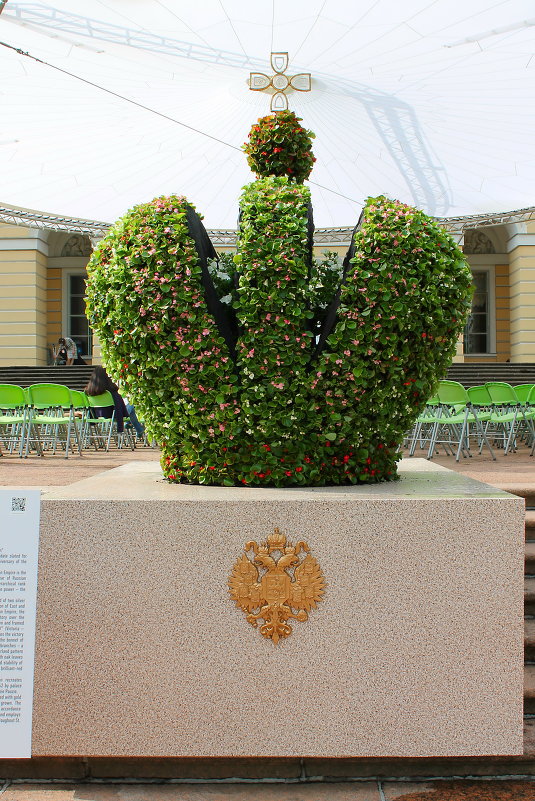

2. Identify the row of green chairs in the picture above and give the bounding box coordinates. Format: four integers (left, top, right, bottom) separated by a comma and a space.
0, 383, 137, 458
0, 384, 27, 457
407, 381, 535, 461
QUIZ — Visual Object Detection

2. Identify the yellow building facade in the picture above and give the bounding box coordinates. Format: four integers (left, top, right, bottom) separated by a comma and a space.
1, 204, 535, 367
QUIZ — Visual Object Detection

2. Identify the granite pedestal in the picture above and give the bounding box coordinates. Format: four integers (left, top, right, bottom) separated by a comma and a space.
35, 459, 524, 757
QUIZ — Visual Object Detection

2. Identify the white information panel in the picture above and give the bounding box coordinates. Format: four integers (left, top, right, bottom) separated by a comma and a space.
0, 490, 40, 758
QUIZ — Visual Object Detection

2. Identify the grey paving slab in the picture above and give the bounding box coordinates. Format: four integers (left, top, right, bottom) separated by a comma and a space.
72, 784, 382, 800
0, 783, 381, 801
382, 784, 434, 800
5, 780, 535, 800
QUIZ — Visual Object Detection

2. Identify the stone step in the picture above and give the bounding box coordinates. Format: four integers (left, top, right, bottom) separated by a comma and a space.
527, 542, 535, 573
527, 510, 535, 539
525, 664, 535, 713
525, 619, 535, 661
3, 733, 535, 780
0, 365, 94, 392
498, 486, 535, 512
525, 577, 535, 615
447, 363, 535, 388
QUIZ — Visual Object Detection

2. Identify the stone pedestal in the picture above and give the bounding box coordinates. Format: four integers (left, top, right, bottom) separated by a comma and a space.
35, 460, 524, 757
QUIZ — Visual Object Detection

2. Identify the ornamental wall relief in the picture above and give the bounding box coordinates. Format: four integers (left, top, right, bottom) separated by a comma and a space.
463, 229, 496, 254
61, 234, 93, 257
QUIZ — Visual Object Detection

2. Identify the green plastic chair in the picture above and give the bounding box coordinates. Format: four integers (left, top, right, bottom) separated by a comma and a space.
485, 381, 520, 407
0, 384, 28, 457
85, 391, 135, 451
404, 395, 440, 456
526, 385, 535, 410
69, 389, 87, 408
406, 393, 440, 454
513, 384, 535, 445
26, 383, 81, 457
524, 385, 535, 455
466, 385, 492, 408
84, 391, 116, 451
484, 382, 523, 454
426, 380, 495, 461
514, 384, 535, 404
23, 386, 49, 410
67, 390, 91, 449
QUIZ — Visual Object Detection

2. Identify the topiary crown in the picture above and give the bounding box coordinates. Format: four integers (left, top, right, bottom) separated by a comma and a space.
86, 114, 472, 487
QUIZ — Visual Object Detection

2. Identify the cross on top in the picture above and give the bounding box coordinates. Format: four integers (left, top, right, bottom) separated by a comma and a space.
249, 52, 311, 112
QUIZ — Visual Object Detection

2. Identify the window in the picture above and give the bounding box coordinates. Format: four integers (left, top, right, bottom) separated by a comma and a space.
463, 271, 489, 354
68, 274, 92, 357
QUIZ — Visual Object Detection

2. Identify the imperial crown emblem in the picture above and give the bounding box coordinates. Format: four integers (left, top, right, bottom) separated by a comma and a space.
229, 528, 326, 643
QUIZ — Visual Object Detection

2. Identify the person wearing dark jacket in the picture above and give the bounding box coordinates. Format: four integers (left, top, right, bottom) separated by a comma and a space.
84, 366, 132, 434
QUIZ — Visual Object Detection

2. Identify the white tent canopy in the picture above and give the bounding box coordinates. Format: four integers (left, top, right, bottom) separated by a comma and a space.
0, 0, 534, 229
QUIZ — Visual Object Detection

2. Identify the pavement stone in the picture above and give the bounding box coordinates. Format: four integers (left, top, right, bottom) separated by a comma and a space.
1, 785, 77, 800
405, 445, 535, 490
2, 781, 535, 800
382, 779, 535, 799
0, 444, 533, 492
0, 447, 160, 489
0, 783, 382, 800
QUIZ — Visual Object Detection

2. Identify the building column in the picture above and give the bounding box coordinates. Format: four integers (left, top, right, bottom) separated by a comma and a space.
89, 234, 103, 364
450, 231, 464, 363
506, 222, 535, 363
0, 226, 49, 366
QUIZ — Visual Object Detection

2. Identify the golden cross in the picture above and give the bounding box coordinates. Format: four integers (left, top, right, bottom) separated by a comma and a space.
249, 52, 311, 112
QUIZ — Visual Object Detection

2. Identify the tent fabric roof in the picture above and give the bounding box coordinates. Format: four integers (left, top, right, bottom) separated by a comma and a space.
0, 1, 534, 229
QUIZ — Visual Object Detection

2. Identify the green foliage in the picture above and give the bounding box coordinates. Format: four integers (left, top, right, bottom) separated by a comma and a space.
309, 196, 473, 482
243, 110, 315, 183
86, 188, 472, 487
208, 252, 236, 305
85, 195, 240, 466
309, 250, 343, 334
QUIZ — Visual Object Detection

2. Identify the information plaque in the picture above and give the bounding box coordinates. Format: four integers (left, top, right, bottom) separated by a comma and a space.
0, 490, 40, 758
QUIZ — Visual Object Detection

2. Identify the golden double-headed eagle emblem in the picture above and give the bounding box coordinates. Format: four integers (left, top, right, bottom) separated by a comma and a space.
228, 528, 326, 643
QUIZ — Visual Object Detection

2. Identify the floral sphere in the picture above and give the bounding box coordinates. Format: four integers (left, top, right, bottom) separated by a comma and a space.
243, 109, 315, 183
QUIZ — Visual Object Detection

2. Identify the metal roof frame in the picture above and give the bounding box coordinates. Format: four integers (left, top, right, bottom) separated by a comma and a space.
2, 201, 535, 245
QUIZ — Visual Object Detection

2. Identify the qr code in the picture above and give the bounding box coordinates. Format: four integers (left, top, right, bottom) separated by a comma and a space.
11, 497, 26, 513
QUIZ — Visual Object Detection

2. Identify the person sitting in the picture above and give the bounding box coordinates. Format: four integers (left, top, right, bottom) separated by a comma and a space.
53, 336, 77, 365
73, 342, 87, 365
122, 393, 145, 440
84, 366, 144, 437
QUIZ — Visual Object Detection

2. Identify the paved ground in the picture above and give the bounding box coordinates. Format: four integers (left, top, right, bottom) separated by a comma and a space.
1, 778, 535, 799
0, 444, 160, 490
0, 442, 533, 491
413, 443, 535, 490
1, 444, 534, 798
